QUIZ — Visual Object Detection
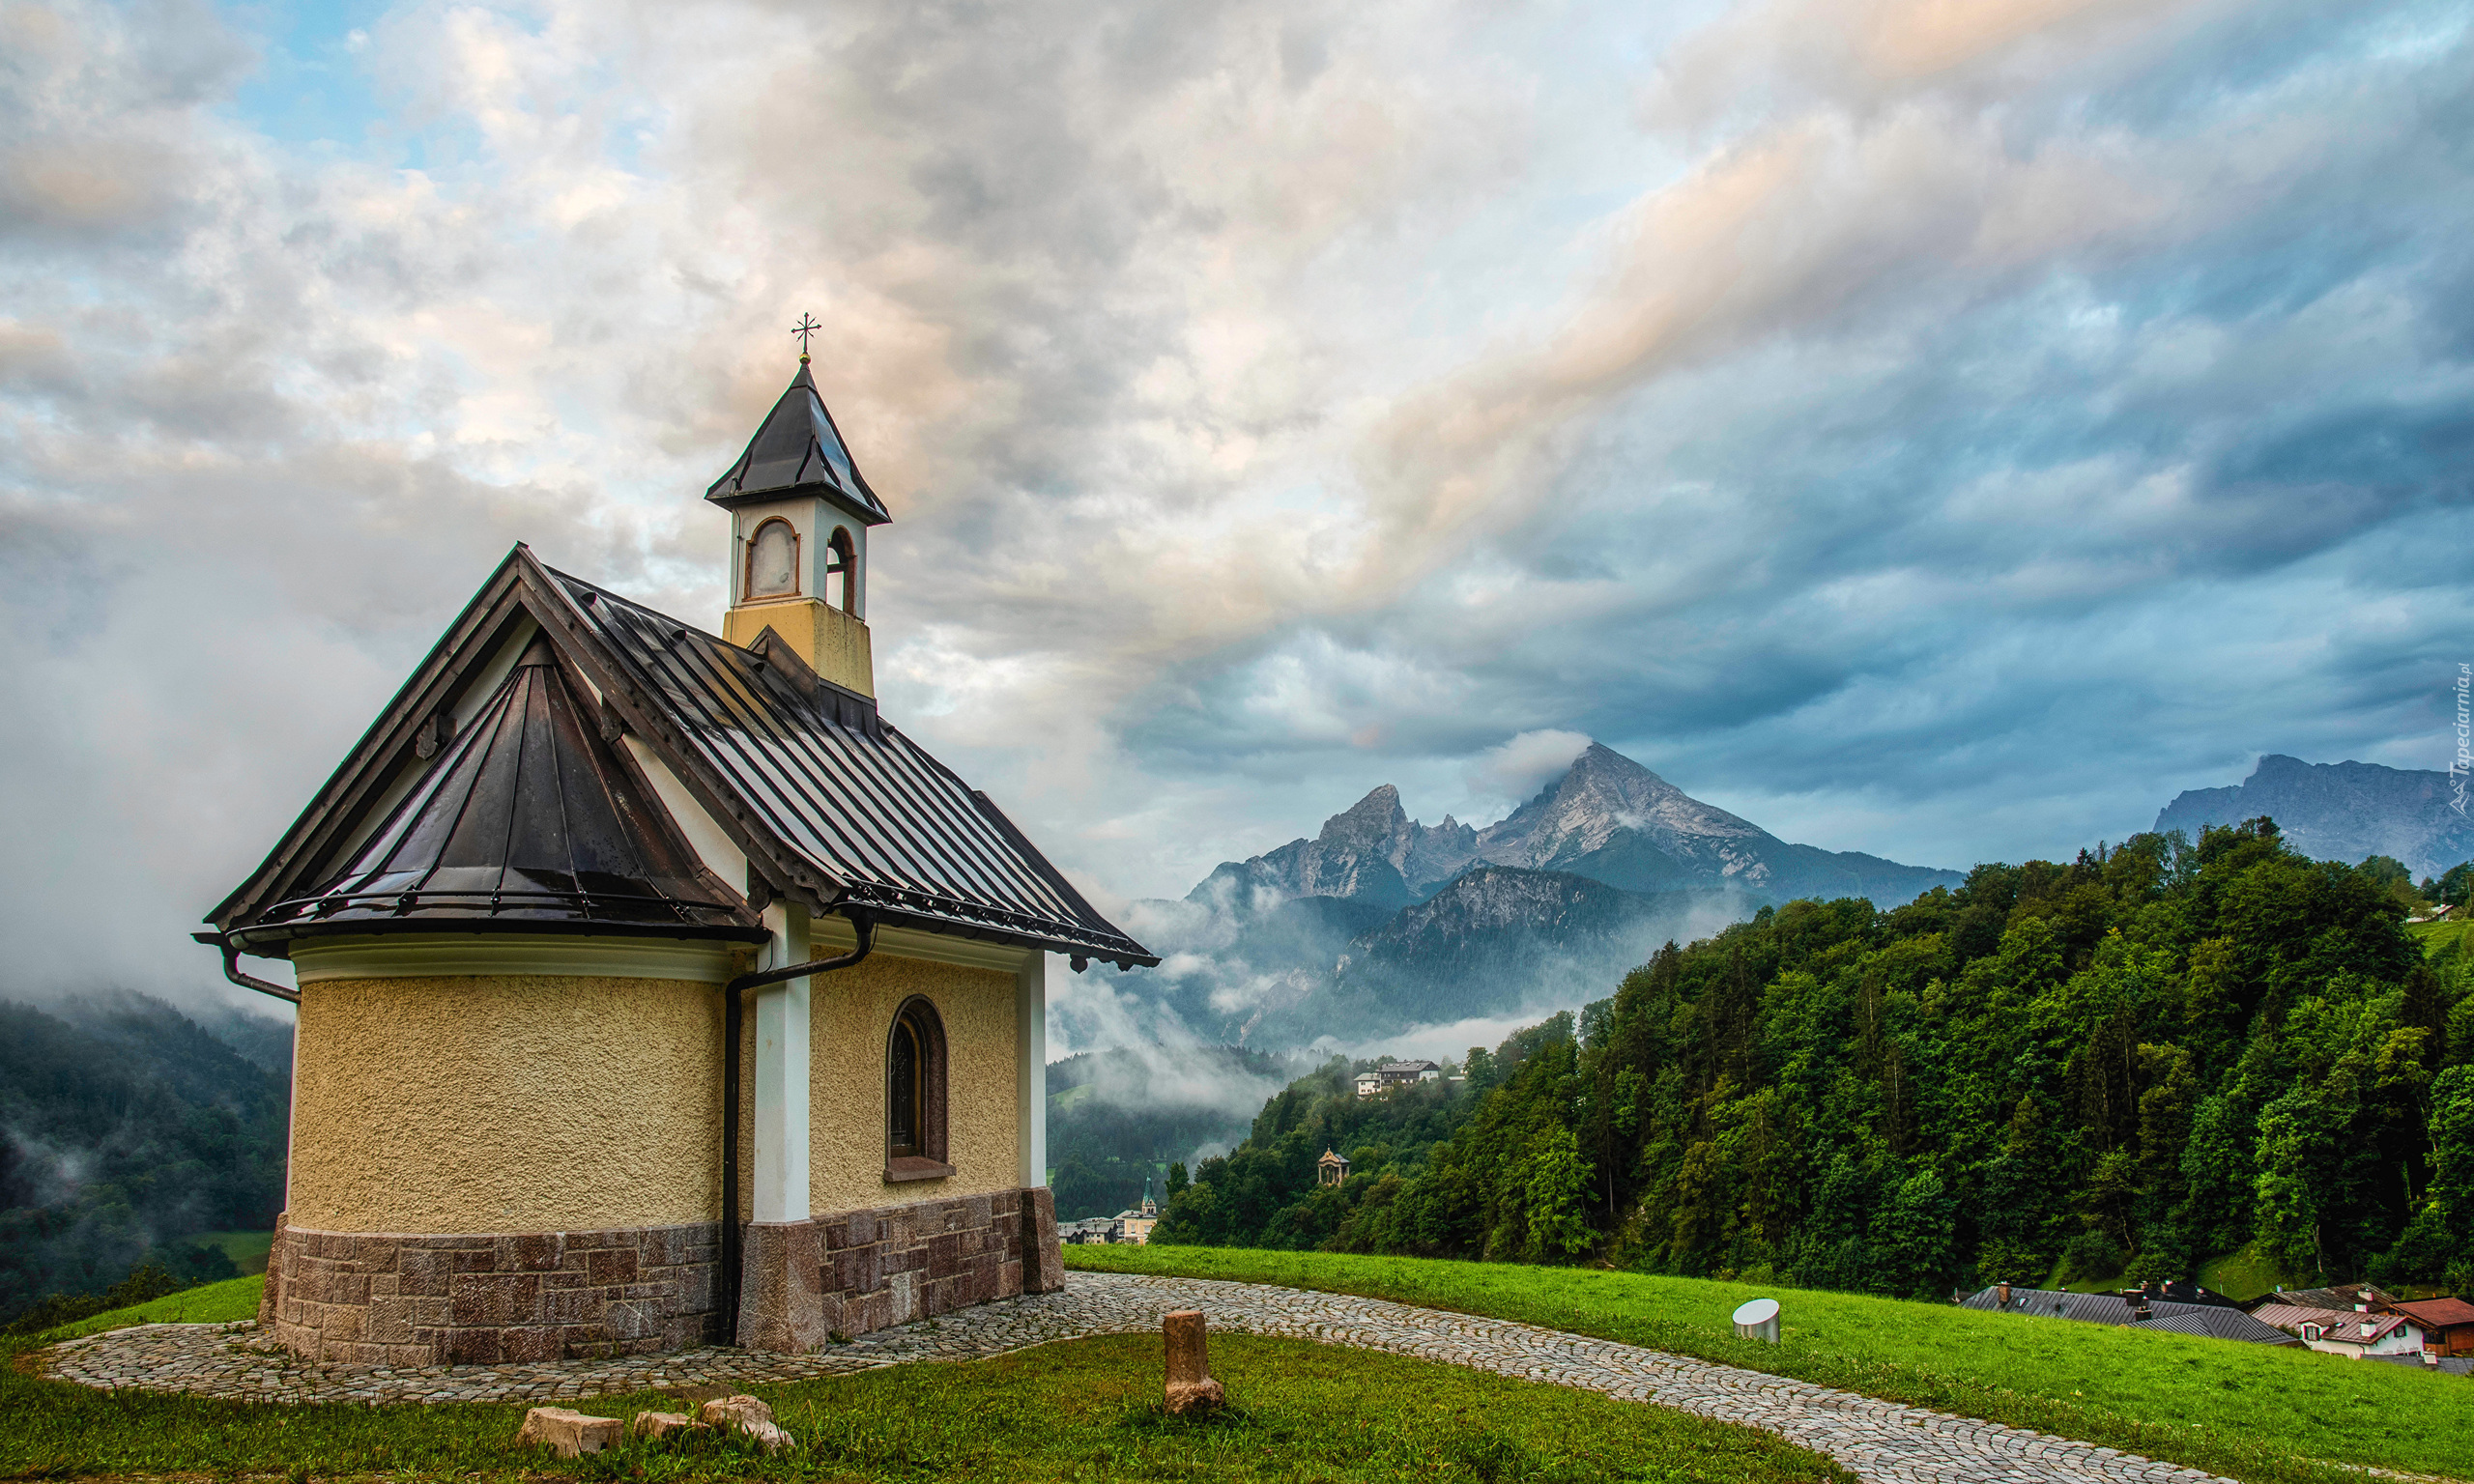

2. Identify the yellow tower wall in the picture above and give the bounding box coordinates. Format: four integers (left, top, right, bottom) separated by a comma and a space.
724, 598, 875, 697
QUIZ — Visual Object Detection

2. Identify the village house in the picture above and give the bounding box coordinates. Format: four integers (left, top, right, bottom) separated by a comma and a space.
1357, 1059, 1442, 1096
1381, 1059, 1444, 1088
198, 348, 1156, 1366
1111, 1181, 1160, 1245
2390, 1297, 2474, 1357
2261, 1282, 2395, 1312
2251, 1303, 2425, 1359
1061, 1216, 1118, 1245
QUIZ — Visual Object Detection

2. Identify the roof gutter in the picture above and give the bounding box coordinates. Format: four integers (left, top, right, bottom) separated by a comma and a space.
191, 930, 302, 1005
718, 907, 874, 1345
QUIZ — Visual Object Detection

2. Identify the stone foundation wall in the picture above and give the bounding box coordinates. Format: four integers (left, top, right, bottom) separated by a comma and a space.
819, 1185, 1057, 1335
261, 1216, 722, 1365
737, 1185, 1063, 1348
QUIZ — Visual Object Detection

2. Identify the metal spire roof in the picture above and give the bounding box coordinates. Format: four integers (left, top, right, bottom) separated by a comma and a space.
237, 634, 762, 946
207, 546, 1155, 969
551, 567, 1156, 967
704, 361, 891, 525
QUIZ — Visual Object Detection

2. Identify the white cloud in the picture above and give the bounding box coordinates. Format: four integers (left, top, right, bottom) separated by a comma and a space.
0, 0, 2467, 1011
1466, 728, 1594, 807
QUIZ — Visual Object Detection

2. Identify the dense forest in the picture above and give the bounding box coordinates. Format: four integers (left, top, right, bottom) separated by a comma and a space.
1156, 821, 2474, 1297
0, 993, 292, 1326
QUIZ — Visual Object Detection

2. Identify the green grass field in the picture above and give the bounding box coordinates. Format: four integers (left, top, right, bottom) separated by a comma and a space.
2, 1329, 1850, 1483
2198, 1241, 2295, 1302
24, 1272, 265, 1341
2410, 917, 2473, 954
1068, 1245, 2471, 1484
187, 1228, 276, 1275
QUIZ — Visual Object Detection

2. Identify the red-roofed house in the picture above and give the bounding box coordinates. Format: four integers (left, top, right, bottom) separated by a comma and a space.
2252, 1303, 2425, 1358
2393, 1298, 2474, 1356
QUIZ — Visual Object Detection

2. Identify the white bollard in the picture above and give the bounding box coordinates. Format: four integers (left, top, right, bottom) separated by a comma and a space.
1731, 1297, 1781, 1343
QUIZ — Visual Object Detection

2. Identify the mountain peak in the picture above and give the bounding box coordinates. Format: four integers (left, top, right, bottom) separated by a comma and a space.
1318, 785, 1407, 849
1186, 739, 1959, 915
2156, 753, 2474, 878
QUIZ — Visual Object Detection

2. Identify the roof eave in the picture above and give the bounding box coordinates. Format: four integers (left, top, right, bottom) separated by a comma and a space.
704, 478, 892, 527
855, 903, 1160, 969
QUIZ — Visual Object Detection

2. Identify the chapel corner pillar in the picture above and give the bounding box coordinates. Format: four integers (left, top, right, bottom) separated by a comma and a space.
739, 899, 822, 1350
750, 900, 812, 1226
1015, 950, 1063, 1293
1015, 950, 1047, 1191
736, 1218, 827, 1350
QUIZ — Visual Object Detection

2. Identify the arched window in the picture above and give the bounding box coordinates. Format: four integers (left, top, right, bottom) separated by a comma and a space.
823, 528, 856, 614
745, 518, 799, 600
885, 997, 950, 1181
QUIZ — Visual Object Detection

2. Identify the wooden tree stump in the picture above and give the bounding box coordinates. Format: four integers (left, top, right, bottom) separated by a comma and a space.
1163, 1309, 1225, 1415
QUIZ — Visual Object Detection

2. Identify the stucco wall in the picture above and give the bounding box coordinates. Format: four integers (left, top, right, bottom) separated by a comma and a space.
808, 953, 1020, 1213
290, 975, 722, 1233
722, 598, 874, 697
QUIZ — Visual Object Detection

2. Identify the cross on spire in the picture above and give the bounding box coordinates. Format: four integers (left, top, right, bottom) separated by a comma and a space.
791, 312, 822, 361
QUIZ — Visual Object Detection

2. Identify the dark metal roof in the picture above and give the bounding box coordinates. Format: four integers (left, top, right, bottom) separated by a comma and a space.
549, 568, 1156, 968
705, 361, 890, 526
2263, 1282, 2395, 1313
1961, 1287, 2138, 1323
2370, 1353, 2474, 1376
1960, 1285, 2296, 1343
2130, 1308, 2301, 1345
236, 635, 763, 948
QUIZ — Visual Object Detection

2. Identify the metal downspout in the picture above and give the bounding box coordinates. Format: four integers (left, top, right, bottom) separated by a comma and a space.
720, 908, 874, 1344
192, 931, 302, 1005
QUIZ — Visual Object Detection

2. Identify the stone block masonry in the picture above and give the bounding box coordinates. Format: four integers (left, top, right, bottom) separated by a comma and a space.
810, 1186, 1061, 1337
263, 1219, 722, 1365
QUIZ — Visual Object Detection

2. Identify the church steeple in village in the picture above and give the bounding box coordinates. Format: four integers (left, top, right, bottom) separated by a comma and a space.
705, 330, 893, 696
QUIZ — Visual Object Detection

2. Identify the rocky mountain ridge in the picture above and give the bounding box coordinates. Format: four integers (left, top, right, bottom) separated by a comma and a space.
1193, 742, 1957, 913
2154, 754, 2474, 879
1097, 742, 1958, 1051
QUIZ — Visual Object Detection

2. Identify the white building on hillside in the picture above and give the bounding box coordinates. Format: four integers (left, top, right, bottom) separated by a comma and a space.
2253, 1304, 2425, 1358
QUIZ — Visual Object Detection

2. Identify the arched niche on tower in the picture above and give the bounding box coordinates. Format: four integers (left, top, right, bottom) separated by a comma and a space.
744, 517, 800, 600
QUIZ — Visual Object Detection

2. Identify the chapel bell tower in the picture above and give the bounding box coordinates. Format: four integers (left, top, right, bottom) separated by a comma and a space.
706, 334, 892, 696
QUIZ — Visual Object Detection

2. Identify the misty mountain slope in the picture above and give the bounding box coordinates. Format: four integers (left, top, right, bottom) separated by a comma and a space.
1328, 868, 1736, 1029
1114, 740, 1959, 1051
0, 993, 291, 1322
2156, 754, 2474, 879
1231, 869, 1754, 1045
1465, 744, 1959, 902
1044, 1044, 1308, 1220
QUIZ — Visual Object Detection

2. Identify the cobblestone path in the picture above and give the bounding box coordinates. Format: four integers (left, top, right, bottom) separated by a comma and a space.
43, 1270, 2229, 1484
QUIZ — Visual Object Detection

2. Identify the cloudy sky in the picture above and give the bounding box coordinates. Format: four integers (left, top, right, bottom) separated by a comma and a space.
5, 0, 2471, 1004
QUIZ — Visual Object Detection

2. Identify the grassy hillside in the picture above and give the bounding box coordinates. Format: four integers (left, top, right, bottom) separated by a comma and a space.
4, 1329, 1850, 1483
2198, 1241, 2292, 1302
0, 992, 291, 1324
1067, 1245, 2470, 1484
191, 1229, 275, 1275
26, 1272, 263, 1340
2412, 917, 2474, 954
